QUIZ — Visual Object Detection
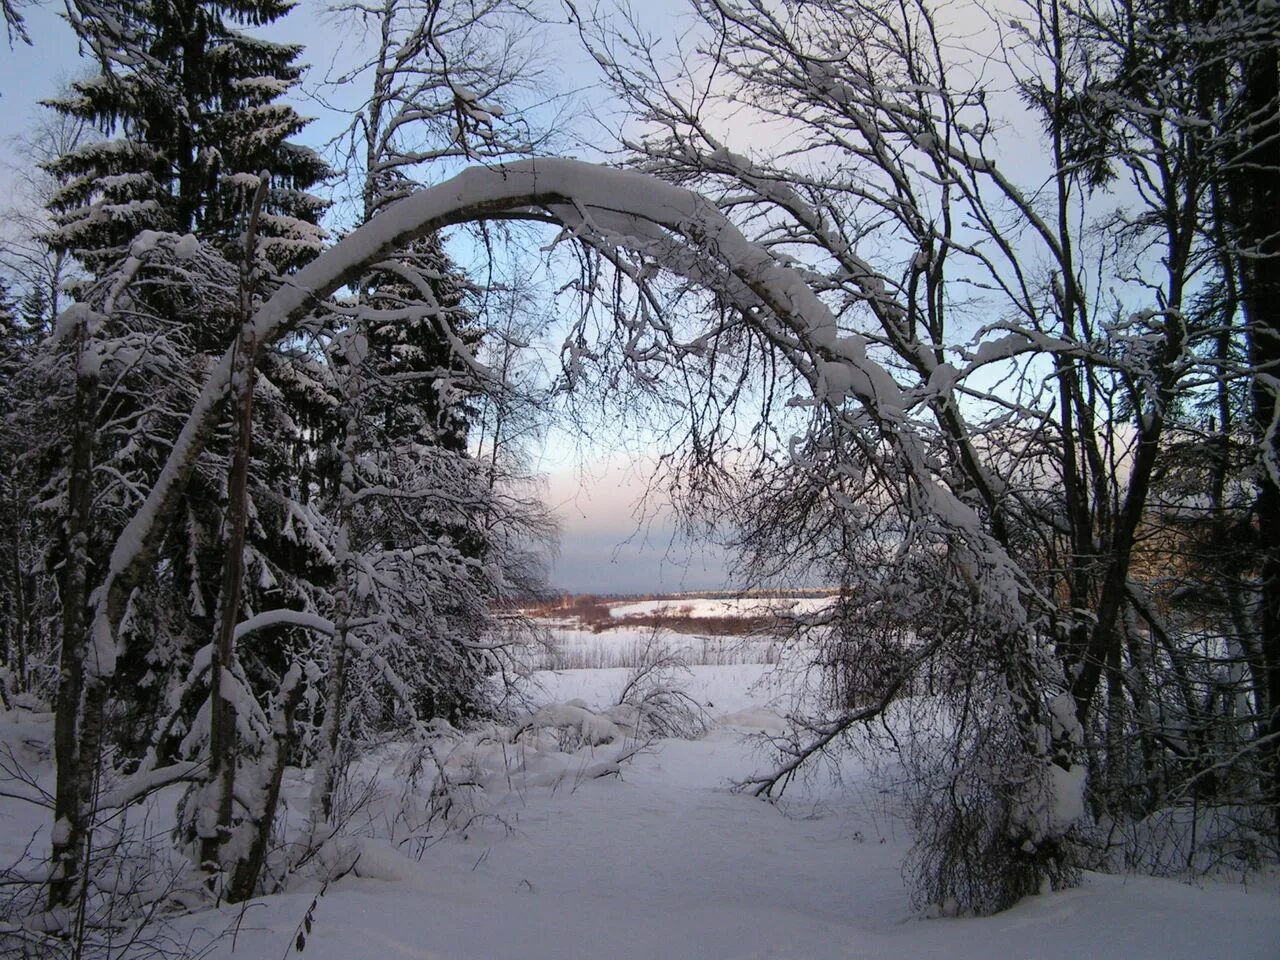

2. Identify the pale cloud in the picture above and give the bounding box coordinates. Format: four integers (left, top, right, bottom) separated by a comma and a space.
543, 457, 731, 595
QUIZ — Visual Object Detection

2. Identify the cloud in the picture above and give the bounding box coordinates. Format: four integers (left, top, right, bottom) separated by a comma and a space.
543, 457, 731, 594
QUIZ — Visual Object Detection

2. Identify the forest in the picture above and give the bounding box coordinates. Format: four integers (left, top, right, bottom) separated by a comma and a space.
0, 0, 1277, 956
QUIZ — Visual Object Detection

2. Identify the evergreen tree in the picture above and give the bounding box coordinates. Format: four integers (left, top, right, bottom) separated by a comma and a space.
363, 239, 476, 451
18, 285, 50, 333
31, 2, 337, 880
358, 240, 492, 716
36, 0, 336, 679
0, 278, 16, 346
0, 277, 45, 704
0, 278, 18, 702
43, 0, 330, 282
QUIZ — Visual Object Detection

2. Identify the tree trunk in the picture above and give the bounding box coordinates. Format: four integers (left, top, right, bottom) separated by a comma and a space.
200, 332, 255, 879
310, 332, 365, 825
310, 514, 352, 824
1239, 22, 1280, 838
201, 179, 268, 884
228, 668, 303, 902
48, 317, 100, 913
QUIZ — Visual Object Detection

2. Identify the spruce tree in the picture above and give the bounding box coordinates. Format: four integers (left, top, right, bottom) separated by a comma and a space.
0, 279, 16, 699
38, 0, 335, 654
361, 238, 492, 720
18, 286, 50, 333
43, 0, 330, 282
0, 278, 16, 347
34, 0, 336, 877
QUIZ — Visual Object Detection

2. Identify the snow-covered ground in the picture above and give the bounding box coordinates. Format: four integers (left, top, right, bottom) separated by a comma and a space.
531, 625, 783, 670
2, 626, 1277, 959
608, 596, 835, 620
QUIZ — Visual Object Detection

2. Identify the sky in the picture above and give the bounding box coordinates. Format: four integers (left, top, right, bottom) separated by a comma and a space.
0, 0, 1068, 596
541, 455, 733, 594
0, 0, 735, 595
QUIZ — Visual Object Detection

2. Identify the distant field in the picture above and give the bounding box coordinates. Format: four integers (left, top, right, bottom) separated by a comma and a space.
521, 591, 838, 637
522, 624, 786, 670
608, 596, 834, 620
509, 592, 841, 670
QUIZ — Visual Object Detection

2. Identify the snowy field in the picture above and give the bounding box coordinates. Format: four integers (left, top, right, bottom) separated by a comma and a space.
608, 596, 835, 620
526, 624, 784, 670
1, 623, 1277, 959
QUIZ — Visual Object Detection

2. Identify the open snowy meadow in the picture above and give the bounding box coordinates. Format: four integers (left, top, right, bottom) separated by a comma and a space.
3, 616, 1276, 959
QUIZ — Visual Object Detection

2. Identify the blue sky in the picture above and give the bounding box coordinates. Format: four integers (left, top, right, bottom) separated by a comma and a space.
0, 0, 1074, 596
0, 0, 734, 595
542, 455, 733, 594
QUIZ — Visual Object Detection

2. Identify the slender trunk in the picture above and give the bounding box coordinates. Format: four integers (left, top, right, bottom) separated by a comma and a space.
1121, 607, 1161, 811
1044, 0, 1100, 696
6, 515, 29, 693
200, 336, 255, 877
16, 566, 27, 695
311, 333, 365, 825
310, 56, 391, 816
1072, 118, 1194, 725
1072, 325, 1183, 723
201, 180, 268, 882
1239, 26, 1280, 837
1103, 635, 1128, 816
228, 668, 303, 902
48, 318, 99, 912
310, 500, 352, 823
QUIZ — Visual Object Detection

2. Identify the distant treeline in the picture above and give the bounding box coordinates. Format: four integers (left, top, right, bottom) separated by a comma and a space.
511, 586, 843, 613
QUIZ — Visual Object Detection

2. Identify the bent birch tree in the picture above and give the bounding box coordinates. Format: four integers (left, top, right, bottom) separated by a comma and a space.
53, 157, 1081, 911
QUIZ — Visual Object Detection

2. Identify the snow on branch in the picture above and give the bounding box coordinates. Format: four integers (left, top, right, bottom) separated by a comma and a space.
88, 158, 1021, 677
233, 609, 336, 642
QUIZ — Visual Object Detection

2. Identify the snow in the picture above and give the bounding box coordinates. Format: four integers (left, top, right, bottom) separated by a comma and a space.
174, 670, 1280, 959
517, 702, 625, 746
86, 157, 1020, 692
173, 233, 200, 259
608, 596, 834, 619
233, 608, 335, 642
1048, 762, 1087, 833
50, 817, 71, 846
164, 867, 1280, 959
534, 663, 778, 719
1, 653, 1277, 960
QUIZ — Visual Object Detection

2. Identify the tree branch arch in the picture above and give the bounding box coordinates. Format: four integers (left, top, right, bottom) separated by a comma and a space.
41, 156, 1081, 916
91, 157, 1024, 670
